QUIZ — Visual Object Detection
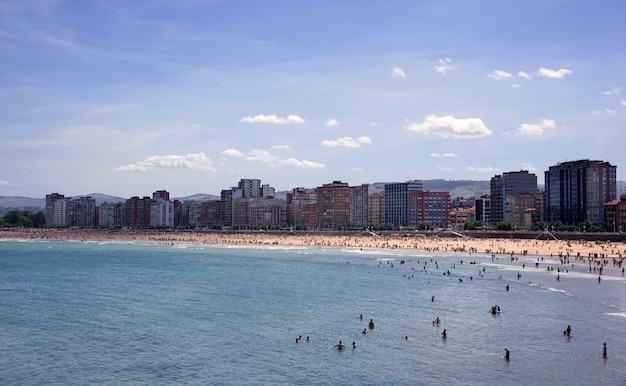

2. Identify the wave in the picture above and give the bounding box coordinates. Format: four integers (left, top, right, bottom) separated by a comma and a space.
606, 311, 626, 318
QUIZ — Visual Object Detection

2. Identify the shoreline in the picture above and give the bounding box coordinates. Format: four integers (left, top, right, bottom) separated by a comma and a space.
2, 228, 624, 262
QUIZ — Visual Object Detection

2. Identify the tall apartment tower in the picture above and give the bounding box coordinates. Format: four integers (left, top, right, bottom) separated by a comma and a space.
238, 179, 261, 198
316, 181, 350, 229
368, 192, 385, 225
384, 180, 423, 226
349, 184, 369, 226
490, 171, 537, 225
153, 190, 170, 201
475, 195, 491, 225
545, 160, 617, 225
286, 187, 318, 228
45, 193, 66, 227
70, 196, 96, 228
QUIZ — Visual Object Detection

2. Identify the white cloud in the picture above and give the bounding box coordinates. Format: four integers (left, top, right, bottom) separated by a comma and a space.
240, 114, 305, 124
430, 153, 458, 158
245, 149, 278, 162
280, 158, 326, 169
437, 166, 454, 171
0, 179, 9, 186
391, 66, 407, 79
515, 119, 556, 136
221, 148, 245, 157
537, 67, 573, 79
272, 144, 292, 150
321, 136, 372, 148
326, 119, 339, 127
434, 58, 454, 74
488, 70, 514, 80
521, 162, 537, 171
622, 99, 626, 106
467, 166, 498, 173
116, 153, 215, 172
518, 71, 532, 80
511, 84, 522, 88
602, 87, 622, 96
406, 114, 492, 139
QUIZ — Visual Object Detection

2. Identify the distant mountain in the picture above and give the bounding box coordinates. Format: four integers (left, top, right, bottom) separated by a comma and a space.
0, 196, 45, 216
369, 180, 490, 199
422, 179, 490, 199
173, 193, 219, 201
83, 193, 126, 205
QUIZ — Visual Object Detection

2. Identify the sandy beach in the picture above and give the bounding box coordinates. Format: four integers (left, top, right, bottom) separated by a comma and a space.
2, 228, 624, 266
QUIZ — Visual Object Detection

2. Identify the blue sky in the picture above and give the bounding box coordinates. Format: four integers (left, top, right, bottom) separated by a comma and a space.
1, 0, 624, 198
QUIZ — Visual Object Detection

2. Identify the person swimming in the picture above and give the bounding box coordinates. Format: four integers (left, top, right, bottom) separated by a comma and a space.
564, 325, 572, 337
368, 319, 375, 329
441, 329, 447, 338
362, 328, 368, 334
333, 340, 345, 350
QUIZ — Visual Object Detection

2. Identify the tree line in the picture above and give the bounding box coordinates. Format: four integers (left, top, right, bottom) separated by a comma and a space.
0, 210, 45, 228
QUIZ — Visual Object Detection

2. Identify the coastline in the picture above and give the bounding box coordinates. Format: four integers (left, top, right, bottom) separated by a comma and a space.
1, 228, 624, 264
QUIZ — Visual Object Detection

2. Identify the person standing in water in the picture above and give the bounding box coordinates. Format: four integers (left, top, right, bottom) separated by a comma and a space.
603, 342, 607, 358
333, 341, 345, 350
504, 347, 510, 360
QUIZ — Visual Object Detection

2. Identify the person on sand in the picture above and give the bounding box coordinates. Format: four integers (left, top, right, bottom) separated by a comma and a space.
333, 341, 345, 350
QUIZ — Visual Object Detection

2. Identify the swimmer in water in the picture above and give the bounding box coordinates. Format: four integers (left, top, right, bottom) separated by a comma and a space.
368, 319, 375, 329
362, 328, 368, 334
504, 347, 510, 360
564, 325, 572, 337
441, 329, 447, 339
333, 340, 345, 350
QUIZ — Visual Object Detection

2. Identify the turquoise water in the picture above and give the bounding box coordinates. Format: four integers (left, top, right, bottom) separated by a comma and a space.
1, 239, 625, 385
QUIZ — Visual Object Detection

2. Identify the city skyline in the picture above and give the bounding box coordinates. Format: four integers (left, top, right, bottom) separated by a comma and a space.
1, 1, 625, 198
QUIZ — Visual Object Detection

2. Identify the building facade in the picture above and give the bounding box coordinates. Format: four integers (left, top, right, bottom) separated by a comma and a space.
317, 181, 350, 229
490, 171, 537, 226
545, 160, 617, 226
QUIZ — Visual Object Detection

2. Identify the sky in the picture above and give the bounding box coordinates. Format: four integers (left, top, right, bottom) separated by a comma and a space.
1, 0, 625, 198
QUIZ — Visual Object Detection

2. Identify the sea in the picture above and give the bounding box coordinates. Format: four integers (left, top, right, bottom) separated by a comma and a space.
1, 238, 625, 385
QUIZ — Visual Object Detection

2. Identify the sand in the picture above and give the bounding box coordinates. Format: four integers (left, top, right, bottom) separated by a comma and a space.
1, 229, 624, 265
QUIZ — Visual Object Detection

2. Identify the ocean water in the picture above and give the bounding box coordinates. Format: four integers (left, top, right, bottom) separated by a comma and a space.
1, 239, 625, 385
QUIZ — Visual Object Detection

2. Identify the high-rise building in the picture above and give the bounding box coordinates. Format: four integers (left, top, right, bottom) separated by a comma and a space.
286, 188, 318, 228
490, 171, 537, 225
349, 184, 369, 226
99, 202, 122, 228
408, 191, 450, 227
150, 198, 174, 227
368, 192, 385, 225
474, 195, 491, 225
384, 180, 422, 226
545, 160, 617, 225
317, 181, 350, 229
70, 196, 96, 228
45, 193, 68, 227
238, 179, 261, 198
124, 196, 152, 227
